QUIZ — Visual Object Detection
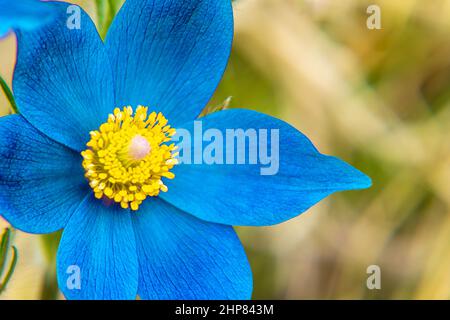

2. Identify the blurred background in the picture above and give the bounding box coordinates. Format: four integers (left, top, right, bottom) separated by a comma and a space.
0, 0, 449, 299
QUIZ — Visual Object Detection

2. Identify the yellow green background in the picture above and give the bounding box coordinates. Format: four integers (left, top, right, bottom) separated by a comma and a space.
0, 0, 449, 299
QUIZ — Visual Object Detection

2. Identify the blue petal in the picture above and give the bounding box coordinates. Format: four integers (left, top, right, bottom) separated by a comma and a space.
0, 24, 9, 37
105, 0, 233, 126
0, 0, 56, 37
57, 195, 138, 300
13, 2, 115, 151
133, 198, 253, 300
0, 115, 89, 234
161, 109, 372, 226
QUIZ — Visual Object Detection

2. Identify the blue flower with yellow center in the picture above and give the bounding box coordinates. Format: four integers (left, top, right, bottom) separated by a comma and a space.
0, 0, 56, 37
0, 0, 371, 300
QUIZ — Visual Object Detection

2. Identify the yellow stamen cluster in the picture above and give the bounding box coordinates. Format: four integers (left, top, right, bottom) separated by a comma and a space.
81, 106, 178, 211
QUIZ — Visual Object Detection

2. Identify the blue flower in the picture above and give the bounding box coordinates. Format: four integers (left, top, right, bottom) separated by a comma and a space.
0, 0, 371, 300
0, 0, 56, 37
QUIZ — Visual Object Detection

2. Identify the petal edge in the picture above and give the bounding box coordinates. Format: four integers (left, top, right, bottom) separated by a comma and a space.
0, 115, 89, 234
56, 195, 138, 300
161, 109, 372, 226
133, 198, 253, 300
105, 0, 234, 126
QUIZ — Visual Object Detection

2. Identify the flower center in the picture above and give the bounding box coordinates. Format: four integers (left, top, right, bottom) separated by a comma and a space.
81, 106, 178, 211
129, 135, 151, 160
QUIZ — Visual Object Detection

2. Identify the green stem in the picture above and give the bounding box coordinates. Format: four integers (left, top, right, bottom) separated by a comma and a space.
103, 1, 115, 39
0, 229, 11, 279
0, 229, 18, 295
0, 75, 18, 114
108, 0, 117, 15
39, 232, 62, 300
0, 246, 18, 294
39, 265, 59, 300
95, 0, 105, 35
96, 0, 121, 40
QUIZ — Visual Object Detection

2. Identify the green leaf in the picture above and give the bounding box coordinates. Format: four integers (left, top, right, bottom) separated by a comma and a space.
0, 229, 18, 295
0, 246, 18, 294
200, 96, 233, 117
96, 0, 105, 24
96, 0, 123, 40
0, 228, 11, 280
0, 75, 18, 114
39, 232, 62, 300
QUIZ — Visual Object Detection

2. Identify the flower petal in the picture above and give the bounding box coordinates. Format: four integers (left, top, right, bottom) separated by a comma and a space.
133, 198, 253, 300
0, 115, 89, 234
13, 2, 115, 151
0, 0, 56, 37
105, 0, 233, 126
161, 109, 372, 226
56, 195, 138, 300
